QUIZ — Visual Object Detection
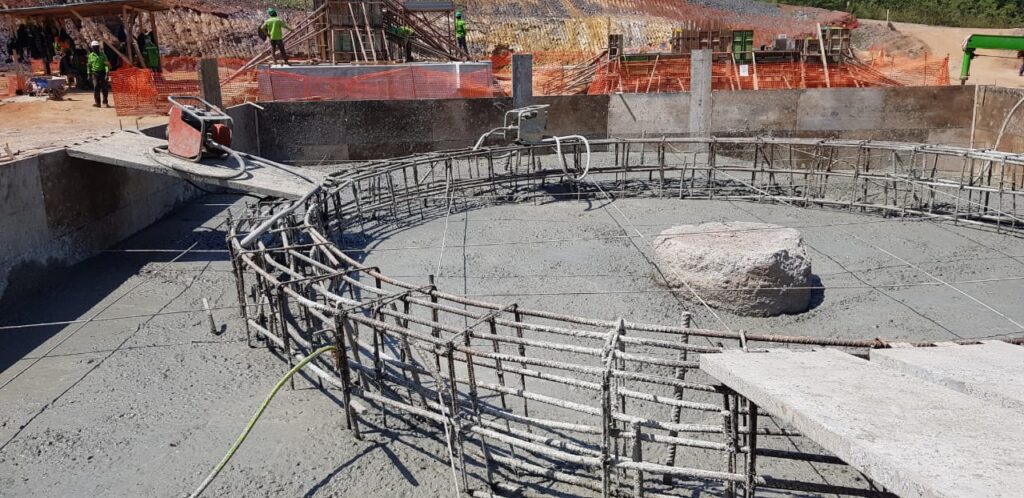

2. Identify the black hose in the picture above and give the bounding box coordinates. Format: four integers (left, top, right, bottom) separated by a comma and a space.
148, 143, 248, 180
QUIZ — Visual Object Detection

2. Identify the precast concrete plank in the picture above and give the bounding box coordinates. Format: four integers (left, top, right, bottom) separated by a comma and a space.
871, 341, 1024, 412
67, 133, 323, 199
701, 349, 1024, 498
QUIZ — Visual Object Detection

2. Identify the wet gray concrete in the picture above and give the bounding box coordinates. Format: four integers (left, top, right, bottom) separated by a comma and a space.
3, 193, 1024, 497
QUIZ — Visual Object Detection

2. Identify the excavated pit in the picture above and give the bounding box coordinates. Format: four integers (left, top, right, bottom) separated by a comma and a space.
4, 86, 1024, 497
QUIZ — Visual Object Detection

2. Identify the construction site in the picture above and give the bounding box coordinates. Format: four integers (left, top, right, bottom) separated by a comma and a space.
1, 0, 1023, 497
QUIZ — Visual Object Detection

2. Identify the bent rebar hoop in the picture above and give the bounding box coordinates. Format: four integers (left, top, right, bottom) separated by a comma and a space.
228, 136, 1024, 498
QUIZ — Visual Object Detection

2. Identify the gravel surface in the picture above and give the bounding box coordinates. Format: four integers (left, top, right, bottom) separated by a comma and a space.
687, 0, 780, 16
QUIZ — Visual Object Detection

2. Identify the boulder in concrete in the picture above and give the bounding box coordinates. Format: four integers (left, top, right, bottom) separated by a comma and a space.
653, 222, 813, 316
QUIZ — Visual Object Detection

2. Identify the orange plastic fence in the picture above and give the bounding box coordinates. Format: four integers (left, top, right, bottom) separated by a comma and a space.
110, 57, 258, 116
111, 58, 503, 115
29, 59, 60, 75
491, 51, 607, 96
586, 57, 903, 94
256, 65, 503, 102
866, 50, 950, 87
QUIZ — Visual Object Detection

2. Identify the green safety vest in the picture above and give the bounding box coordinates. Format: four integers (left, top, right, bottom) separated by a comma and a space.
262, 17, 289, 41
144, 41, 160, 69
455, 19, 466, 39
87, 51, 109, 75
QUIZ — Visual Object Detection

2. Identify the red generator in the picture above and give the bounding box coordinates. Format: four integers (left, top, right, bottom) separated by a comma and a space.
166, 96, 233, 161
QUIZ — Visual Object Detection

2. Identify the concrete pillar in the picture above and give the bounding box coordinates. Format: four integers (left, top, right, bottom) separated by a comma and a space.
512, 53, 533, 109
197, 58, 223, 110
688, 49, 713, 138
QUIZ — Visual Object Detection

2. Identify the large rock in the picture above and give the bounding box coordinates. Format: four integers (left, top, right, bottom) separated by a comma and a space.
653, 222, 814, 317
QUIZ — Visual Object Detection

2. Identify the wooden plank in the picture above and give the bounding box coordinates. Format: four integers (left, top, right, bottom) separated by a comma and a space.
70, 9, 132, 65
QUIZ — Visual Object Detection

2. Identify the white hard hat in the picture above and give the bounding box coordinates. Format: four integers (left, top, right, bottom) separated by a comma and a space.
90, 40, 101, 47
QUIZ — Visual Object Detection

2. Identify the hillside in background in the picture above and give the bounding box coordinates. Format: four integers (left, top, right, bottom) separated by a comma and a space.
773, 0, 1024, 28
2, 0, 852, 60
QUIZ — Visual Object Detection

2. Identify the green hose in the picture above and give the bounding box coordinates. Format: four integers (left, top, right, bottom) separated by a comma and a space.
189, 345, 339, 498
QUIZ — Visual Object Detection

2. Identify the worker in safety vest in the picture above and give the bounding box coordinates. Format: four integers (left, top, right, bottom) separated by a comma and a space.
455, 11, 467, 57
260, 8, 292, 65
144, 37, 161, 73
396, 25, 415, 62
86, 40, 110, 108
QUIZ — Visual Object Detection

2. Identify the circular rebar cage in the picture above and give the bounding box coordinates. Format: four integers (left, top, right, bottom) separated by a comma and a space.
228, 137, 1024, 497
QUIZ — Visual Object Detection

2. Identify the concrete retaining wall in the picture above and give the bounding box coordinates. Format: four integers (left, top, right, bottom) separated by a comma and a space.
247, 86, 977, 162
609, 86, 975, 145
971, 86, 1024, 152
250, 95, 610, 162
0, 150, 198, 306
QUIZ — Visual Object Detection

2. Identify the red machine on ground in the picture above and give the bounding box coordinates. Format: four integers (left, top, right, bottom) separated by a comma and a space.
166, 96, 233, 161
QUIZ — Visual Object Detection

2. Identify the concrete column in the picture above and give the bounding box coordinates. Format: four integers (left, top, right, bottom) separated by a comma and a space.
689, 49, 713, 139
512, 53, 533, 109
197, 58, 223, 110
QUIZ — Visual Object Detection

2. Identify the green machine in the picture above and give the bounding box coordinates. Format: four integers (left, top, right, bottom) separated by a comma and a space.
960, 34, 1024, 84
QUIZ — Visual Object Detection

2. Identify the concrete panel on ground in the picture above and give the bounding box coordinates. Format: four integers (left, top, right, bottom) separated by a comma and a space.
871, 342, 1024, 412
67, 133, 322, 199
701, 348, 1024, 498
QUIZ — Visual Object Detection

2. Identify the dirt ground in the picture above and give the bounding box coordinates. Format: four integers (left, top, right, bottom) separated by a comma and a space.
859, 19, 1024, 88
0, 90, 166, 157
2, 190, 1023, 497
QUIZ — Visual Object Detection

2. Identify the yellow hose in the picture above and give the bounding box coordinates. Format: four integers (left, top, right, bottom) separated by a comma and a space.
189, 345, 338, 498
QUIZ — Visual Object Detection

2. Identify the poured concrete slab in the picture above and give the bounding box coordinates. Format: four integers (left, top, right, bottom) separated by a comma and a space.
701, 349, 1024, 498
871, 341, 1024, 412
68, 133, 322, 199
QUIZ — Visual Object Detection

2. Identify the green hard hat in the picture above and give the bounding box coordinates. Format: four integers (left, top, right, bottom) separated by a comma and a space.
267, 8, 277, 16
455, 11, 462, 18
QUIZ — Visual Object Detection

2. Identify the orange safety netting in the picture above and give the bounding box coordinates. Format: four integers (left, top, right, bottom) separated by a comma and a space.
111, 59, 503, 115
586, 57, 903, 94
865, 51, 951, 87
29, 59, 60, 75
256, 65, 504, 102
110, 56, 258, 117
491, 51, 607, 96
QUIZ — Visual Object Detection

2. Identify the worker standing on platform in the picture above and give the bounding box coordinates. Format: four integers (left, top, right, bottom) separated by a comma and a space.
261, 8, 292, 65
87, 40, 110, 108
455, 11, 468, 57
396, 25, 415, 62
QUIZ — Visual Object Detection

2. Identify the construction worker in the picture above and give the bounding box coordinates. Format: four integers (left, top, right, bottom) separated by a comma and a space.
87, 40, 110, 108
455, 11, 467, 56
396, 25, 415, 62
144, 36, 161, 73
1018, 51, 1024, 77
260, 8, 291, 65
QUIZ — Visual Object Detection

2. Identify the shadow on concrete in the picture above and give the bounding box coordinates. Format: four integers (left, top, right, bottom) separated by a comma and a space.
808, 274, 826, 312
0, 194, 237, 376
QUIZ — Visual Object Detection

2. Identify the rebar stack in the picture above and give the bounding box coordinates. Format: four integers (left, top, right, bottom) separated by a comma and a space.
228, 137, 1024, 497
